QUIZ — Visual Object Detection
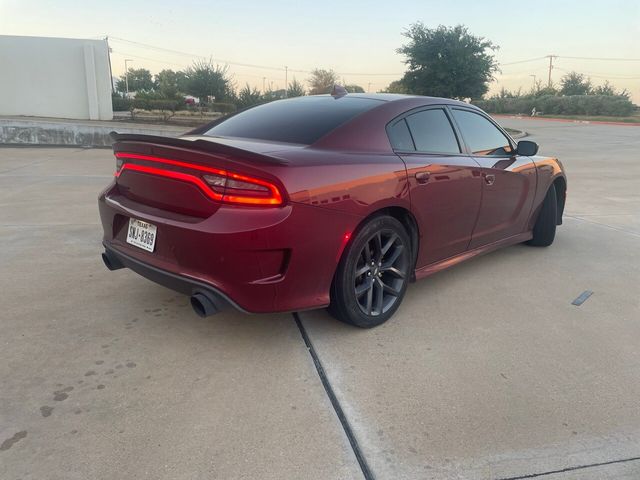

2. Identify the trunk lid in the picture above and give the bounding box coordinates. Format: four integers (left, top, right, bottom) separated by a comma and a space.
110, 133, 297, 218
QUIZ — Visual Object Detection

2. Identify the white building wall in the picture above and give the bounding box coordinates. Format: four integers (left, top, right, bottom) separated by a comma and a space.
0, 35, 113, 120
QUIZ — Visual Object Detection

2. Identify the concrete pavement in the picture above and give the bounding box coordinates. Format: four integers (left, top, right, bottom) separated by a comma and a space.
0, 148, 361, 479
1, 117, 639, 479
297, 118, 640, 479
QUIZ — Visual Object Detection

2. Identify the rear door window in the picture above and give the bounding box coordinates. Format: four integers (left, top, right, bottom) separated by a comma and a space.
404, 109, 461, 154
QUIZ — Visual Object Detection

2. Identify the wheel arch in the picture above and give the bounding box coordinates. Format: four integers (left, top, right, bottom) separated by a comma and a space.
552, 175, 567, 225
337, 205, 420, 281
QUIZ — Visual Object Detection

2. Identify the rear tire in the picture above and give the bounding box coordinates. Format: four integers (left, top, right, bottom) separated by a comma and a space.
329, 215, 411, 328
528, 185, 557, 247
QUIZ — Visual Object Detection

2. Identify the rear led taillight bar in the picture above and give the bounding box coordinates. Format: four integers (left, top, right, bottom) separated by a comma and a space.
114, 152, 283, 206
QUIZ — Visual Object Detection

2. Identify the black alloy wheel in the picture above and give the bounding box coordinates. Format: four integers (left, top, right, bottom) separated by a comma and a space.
329, 215, 411, 328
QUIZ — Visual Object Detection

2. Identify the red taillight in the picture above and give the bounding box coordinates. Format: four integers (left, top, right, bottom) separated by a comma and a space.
114, 152, 283, 206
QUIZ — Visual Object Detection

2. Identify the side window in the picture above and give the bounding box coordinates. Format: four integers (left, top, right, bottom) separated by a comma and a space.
451, 109, 513, 156
404, 109, 461, 154
387, 119, 415, 151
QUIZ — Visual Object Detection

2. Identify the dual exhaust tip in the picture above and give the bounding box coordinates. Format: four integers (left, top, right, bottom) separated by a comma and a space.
101, 250, 220, 318
189, 292, 220, 318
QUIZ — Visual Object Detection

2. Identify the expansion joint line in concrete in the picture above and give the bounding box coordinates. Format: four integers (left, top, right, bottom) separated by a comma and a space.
293, 312, 374, 480
496, 455, 640, 479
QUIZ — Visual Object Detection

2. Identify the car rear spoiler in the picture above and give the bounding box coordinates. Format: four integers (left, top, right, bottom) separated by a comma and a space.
109, 132, 290, 166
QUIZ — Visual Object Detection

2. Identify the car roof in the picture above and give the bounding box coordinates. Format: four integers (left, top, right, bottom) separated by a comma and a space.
311, 94, 482, 152
318, 92, 472, 107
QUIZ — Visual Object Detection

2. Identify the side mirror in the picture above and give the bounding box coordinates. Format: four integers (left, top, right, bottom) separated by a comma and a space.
516, 140, 539, 156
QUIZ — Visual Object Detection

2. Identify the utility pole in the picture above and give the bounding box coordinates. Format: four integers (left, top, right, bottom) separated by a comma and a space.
124, 59, 133, 96
529, 74, 536, 89
262, 76, 266, 93
368, 82, 372, 92
284, 66, 288, 98
105, 36, 115, 95
546, 55, 557, 88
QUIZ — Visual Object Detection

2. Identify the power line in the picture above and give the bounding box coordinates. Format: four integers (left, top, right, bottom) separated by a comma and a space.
109, 36, 640, 89
560, 55, 640, 62
111, 50, 189, 68
112, 50, 286, 83
554, 67, 640, 80
500, 56, 548, 66
109, 36, 402, 76
110, 36, 292, 72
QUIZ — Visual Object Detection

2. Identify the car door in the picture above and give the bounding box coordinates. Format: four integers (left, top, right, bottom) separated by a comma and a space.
449, 107, 537, 249
389, 106, 482, 267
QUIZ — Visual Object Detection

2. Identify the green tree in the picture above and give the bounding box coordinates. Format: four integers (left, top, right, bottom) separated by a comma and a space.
492, 86, 522, 99
116, 68, 154, 93
593, 81, 616, 96
308, 69, 339, 95
560, 72, 592, 96
260, 88, 285, 102
184, 60, 233, 103
154, 69, 181, 98
529, 79, 558, 98
344, 84, 365, 93
380, 79, 408, 94
287, 78, 306, 97
175, 71, 189, 93
397, 23, 499, 99
592, 80, 630, 98
236, 83, 262, 109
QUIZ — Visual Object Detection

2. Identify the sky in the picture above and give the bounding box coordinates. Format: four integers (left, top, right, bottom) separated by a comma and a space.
2, 0, 639, 102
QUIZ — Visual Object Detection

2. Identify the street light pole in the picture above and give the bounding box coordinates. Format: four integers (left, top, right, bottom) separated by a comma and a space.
124, 59, 133, 97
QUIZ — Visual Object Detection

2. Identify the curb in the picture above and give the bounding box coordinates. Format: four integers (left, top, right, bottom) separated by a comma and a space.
509, 130, 528, 139
493, 114, 640, 127
0, 118, 190, 147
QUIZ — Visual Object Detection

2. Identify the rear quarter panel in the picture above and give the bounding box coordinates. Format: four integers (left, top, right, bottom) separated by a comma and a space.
270, 149, 410, 217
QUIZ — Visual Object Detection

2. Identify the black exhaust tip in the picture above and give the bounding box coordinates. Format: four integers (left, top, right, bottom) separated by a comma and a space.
190, 292, 219, 318
102, 251, 124, 271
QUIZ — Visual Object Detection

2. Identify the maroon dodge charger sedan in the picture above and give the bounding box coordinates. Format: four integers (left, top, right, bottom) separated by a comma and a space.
99, 90, 566, 327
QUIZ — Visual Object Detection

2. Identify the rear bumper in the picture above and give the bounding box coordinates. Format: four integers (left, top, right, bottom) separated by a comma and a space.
98, 183, 361, 313
102, 245, 243, 313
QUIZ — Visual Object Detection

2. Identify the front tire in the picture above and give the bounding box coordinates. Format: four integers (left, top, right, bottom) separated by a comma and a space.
528, 185, 557, 246
329, 216, 411, 328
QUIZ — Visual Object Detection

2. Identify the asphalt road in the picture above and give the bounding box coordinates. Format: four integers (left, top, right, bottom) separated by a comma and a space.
1, 118, 638, 479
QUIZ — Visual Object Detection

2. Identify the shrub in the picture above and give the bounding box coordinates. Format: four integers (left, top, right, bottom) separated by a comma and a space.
474, 94, 634, 117
131, 98, 180, 112
208, 102, 236, 113
112, 95, 132, 112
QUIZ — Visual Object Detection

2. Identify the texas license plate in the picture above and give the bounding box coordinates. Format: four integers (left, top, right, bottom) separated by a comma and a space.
126, 218, 157, 252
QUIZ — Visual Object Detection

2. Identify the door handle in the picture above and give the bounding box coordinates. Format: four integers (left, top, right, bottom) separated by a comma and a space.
415, 171, 431, 184
484, 174, 495, 186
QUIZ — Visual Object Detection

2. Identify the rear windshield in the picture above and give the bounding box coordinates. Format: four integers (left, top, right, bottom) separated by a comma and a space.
203, 96, 382, 145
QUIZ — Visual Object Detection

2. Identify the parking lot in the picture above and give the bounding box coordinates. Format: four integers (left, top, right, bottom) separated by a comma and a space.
1, 118, 639, 479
